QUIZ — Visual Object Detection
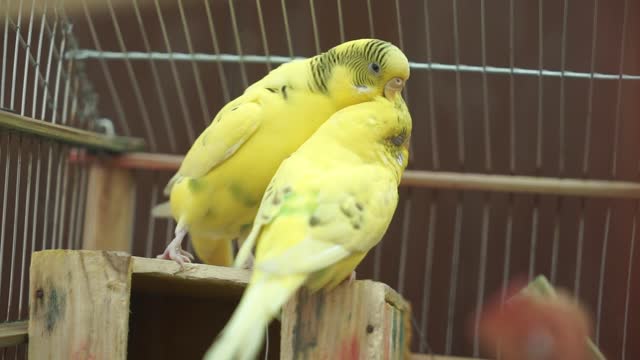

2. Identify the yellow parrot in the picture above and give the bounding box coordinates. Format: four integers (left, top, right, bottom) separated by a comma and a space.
153, 39, 410, 267
204, 92, 412, 360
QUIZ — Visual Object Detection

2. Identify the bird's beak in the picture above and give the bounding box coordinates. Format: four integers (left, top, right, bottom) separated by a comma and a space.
383, 77, 405, 100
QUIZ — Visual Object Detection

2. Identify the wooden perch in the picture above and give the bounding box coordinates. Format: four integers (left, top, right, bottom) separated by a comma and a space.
0, 321, 28, 348
68, 151, 640, 199
29, 250, 416, 359
281, 280, 411, 360
28, 250, 257, 360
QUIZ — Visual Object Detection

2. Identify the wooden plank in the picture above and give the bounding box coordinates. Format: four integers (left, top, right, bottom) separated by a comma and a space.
130, 256, 250, 299
0, 321, 28, 348
72, 152, 640, 199
0, 110, 144, 152
280, 280, 411, 360
28, 250, 132, 360
82, 164, 136, 252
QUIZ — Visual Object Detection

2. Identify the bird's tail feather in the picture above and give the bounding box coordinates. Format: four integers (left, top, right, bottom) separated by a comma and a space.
203, 273, 305, 360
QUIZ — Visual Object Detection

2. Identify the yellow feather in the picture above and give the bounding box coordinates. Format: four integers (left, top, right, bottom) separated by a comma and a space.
205, 94, 412, 360
158, 39, 410, 267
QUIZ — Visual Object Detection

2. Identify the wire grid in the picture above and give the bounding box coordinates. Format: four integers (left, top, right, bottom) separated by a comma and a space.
3, 0, 640, 358
0, 1, 95, 358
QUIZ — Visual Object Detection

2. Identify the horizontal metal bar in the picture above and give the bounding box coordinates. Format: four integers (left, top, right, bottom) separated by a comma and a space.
0, 321, 28, 348
68, 152, 640, 199
65, 50, 640, 80
0, 110, 145, 152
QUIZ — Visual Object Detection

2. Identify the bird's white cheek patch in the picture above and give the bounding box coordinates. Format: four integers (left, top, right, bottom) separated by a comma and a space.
396, 153, 404, 165
355, 85, 372, 94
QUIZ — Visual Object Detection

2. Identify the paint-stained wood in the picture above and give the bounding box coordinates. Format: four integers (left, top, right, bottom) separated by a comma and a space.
281, 280, 412, 360
0, 321, 28, 347
27, 250, 280, 359
82, 164, 136, 252
28, 250, 132, 360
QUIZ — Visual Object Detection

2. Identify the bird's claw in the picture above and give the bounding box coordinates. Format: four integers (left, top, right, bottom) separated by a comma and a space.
157, 246, 195, 267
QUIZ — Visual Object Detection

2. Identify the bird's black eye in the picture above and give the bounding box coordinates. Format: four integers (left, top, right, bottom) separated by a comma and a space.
369, 62, 381, 74
391, 135, 404, 146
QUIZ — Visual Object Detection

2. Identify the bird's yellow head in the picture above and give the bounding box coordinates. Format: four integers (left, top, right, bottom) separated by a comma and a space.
309, 39, 410, 107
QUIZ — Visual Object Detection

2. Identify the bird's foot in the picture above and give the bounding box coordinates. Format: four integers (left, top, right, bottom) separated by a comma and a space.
157, 246, 195, 267
156, 227, 194, 267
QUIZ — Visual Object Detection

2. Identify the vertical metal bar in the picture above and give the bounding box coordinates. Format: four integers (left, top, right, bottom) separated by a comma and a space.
79, 0, 130, 136
255, 0, 272, 71
621, 201, 638, 360
422, 1, 439, 170
9, 0, 24, 111
57, 152, 70, 249
60, 48, 73, 125
445, 197, 463, 355
131, 0, 177, 152
153, 0, 196, 142
503, 0, 516, 297
73, 166, 88, 250
177, 0, 211, 125
103, 0, 157, 150
419, 196, 437, 353
473, 0, 493, 353
280, 0, 295, 58
446, 0, 466, 354
549, 0, 570, 284
6, 136, 23, 322
474, 198, 491, 356
419, 1, 440, 351
397, 197, 412, 294
596, 0, 628, 344
17, 141, 33, 319
39, 8, 58, 121
41, 142, 55, 250
1, 0, 10, 108
165, 218, 174, 247
67, 165, 79, 249
227, 0, 249, 88
451, 0, 465, 168
575, 0, 599, 296
31, 3, 47, 118
336, 0, 345, 43
203, 0, 231, 103
30, 140, 42, 254
50, 148, 65, 249
529, 0, 544, 280
50, 12, 67, 124
308, 0, 321, 54
19, 0, 35, 116
0, 134, 12, 296
145, 184, 159, 258
365, 0, 375, 37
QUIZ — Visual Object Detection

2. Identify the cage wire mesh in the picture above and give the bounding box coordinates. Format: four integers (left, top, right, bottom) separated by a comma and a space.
0, 0, 100, 358
1, 0, 640, 358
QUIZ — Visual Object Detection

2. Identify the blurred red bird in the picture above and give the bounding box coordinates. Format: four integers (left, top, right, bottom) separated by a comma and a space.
474, 278, 595, 360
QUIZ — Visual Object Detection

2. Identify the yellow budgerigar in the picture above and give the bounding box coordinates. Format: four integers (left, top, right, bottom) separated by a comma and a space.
153, 39, 410, 267
204, 91, 412, 360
